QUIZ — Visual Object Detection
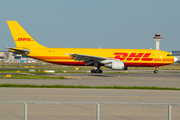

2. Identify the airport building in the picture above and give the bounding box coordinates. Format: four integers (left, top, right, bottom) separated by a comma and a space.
0, 51, 37, 63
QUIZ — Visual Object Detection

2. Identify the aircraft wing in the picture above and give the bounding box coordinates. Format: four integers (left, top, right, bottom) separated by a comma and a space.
70, 54, 117, 65
6, 47, 30, 54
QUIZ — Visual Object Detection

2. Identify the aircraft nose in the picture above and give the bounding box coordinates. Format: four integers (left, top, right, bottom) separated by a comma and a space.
174, 57, 178, 62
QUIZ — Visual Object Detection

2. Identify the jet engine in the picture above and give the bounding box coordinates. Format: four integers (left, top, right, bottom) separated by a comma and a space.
105, 61, 126, 70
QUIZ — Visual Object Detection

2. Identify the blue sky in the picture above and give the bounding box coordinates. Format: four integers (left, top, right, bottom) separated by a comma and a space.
0, 0, 180, 52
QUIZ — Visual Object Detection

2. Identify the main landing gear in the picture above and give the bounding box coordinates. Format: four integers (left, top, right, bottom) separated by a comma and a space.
91, 69, 102, 73
91, 62, 102, 73
154, 66, 158, 74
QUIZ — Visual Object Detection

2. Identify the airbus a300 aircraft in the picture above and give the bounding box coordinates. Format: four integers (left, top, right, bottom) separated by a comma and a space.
7, 21, 178, 74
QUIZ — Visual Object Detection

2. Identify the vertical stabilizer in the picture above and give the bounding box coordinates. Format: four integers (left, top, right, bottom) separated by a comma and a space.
7, 21, 46, 48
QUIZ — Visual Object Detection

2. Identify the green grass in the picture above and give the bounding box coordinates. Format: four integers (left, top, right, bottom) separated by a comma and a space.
0, 74, 65, 79
0, 84, 179, 90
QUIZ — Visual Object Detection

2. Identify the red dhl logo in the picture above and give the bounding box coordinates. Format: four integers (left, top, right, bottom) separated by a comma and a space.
114, 53, 153, 61
15, 38, 33, 41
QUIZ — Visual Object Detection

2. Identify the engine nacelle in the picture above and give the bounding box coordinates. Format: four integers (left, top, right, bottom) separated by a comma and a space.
105, 61, 125, 70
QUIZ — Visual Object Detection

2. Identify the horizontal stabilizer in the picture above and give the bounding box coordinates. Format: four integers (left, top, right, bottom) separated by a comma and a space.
6, 47, 30, 54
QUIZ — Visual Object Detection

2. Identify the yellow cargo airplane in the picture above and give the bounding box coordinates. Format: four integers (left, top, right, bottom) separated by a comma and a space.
6, 21, 178, 74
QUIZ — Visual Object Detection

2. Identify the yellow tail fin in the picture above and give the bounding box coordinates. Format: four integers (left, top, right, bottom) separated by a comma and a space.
7, 21, 46, 48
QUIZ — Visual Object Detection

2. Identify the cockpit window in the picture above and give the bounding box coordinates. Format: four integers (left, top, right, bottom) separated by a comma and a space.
167, 54, 174, 56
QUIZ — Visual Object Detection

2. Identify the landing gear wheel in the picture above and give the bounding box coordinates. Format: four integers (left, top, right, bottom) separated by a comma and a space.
96, 69, 102, 73
91, 69, 103, 73
154, 70, 158, 74
91, 69, 96, 73
99, 69, 102, 73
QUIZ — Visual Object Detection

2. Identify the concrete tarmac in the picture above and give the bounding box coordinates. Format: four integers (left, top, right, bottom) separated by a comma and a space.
0, 71, 180, 120
0, 88, 180, 120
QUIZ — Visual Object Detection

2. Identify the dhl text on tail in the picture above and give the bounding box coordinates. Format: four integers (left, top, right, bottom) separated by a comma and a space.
6, 21, 178, 73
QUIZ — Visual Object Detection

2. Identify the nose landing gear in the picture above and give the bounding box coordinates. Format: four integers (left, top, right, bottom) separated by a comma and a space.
154, 66, 158, 74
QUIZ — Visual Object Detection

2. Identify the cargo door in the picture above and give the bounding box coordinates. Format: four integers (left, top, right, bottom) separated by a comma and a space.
153, 52, 161, 64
